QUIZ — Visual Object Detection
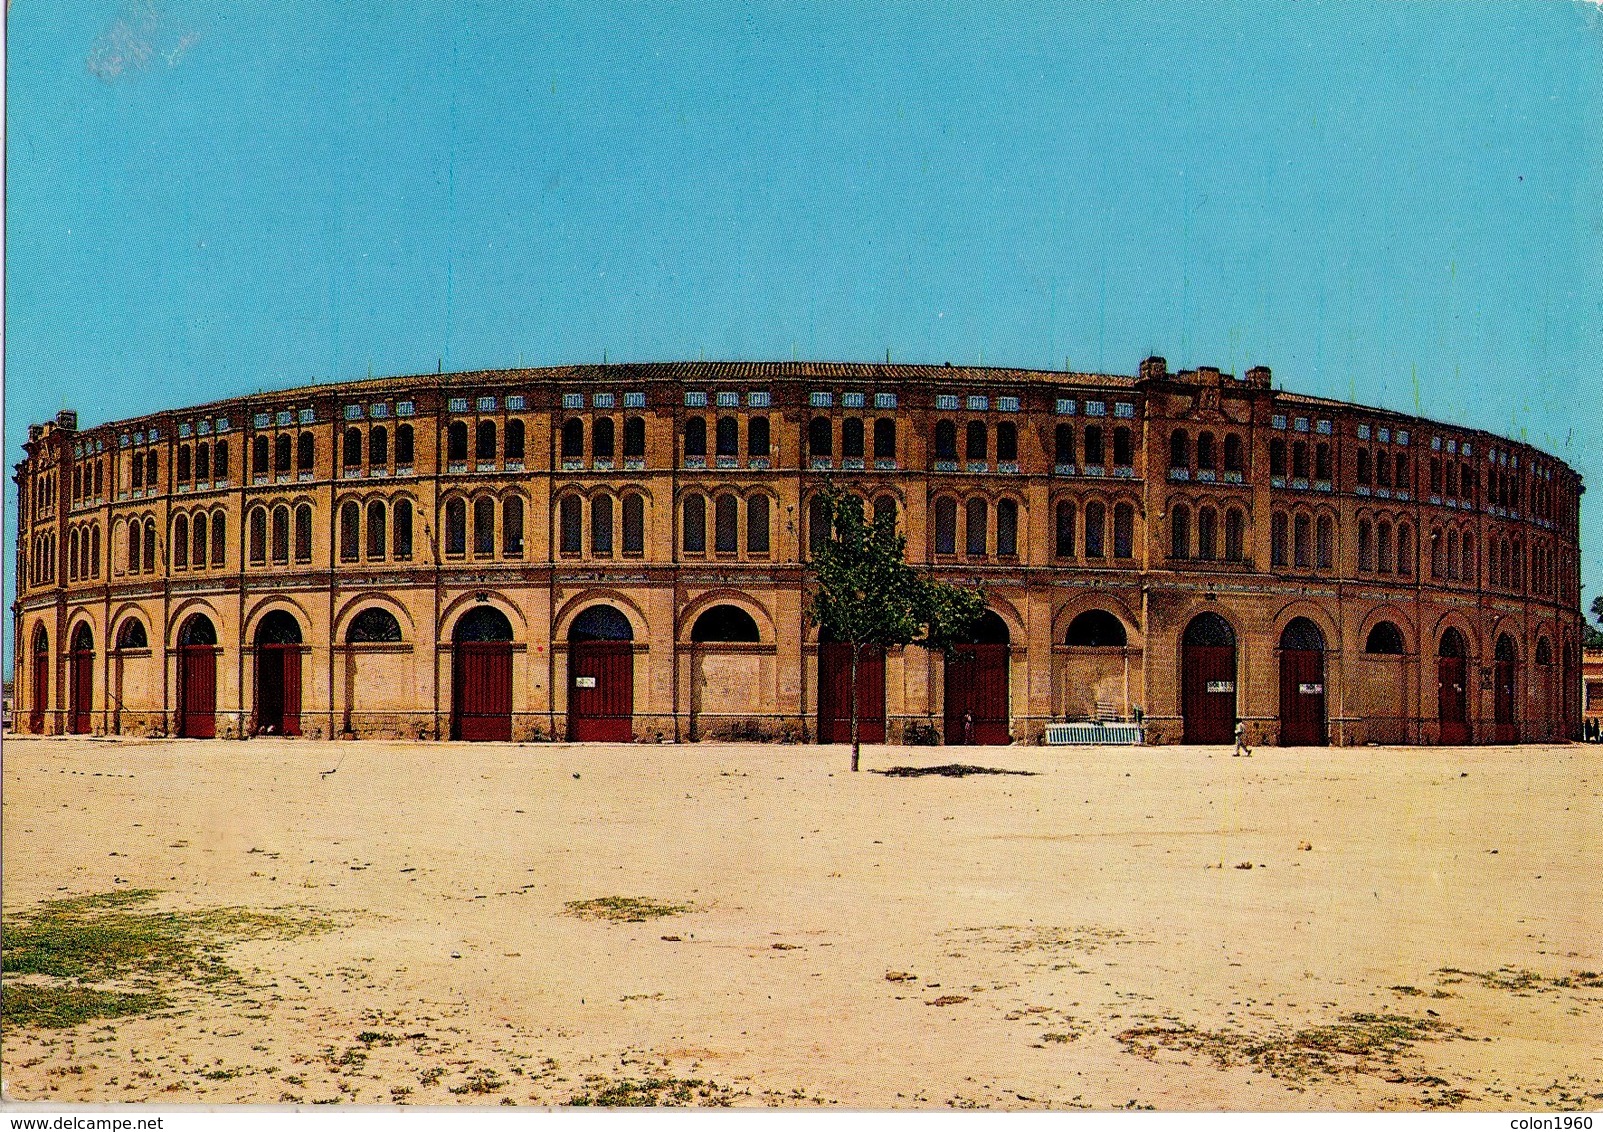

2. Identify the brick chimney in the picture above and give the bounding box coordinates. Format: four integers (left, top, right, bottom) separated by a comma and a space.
1139, 356, 1168, 381
1244, 365, 1271, 388
55, 409, 78, 431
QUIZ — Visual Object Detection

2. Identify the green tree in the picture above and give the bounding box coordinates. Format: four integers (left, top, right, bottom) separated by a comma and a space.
1586, 594, 1603, 648
806, 490, 986, 771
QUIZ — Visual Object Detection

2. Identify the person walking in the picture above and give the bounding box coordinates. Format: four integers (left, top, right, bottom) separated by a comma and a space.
1233, 718, 1252, 757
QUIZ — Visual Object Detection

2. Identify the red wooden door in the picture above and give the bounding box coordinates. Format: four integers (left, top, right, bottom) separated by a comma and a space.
817, 642, 885, 744
569, 641, 633, 741
1437, 656, 1469, 744
945, 643, 1010, 744
70, 648, 93, 734
1278, 648, 1326, 746
1493, 658, 1516, 743
453, 642, 513, 741
1182, 643, 1236, 744
177, 646, 218, 738
31, 651, 49, 732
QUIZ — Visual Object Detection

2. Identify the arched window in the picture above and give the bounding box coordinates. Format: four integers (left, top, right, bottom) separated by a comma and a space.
1446, 529, 1460, 580
996, 498, 1019, 556
1376, 449, 1391, 487
748, 416, 770, 457
683, 494, 706, 553
1433, 529, 1447, 579
996, 422, 1018, 463
215, 439, 230, 480
1365, 621, 1406, 654
1224, 434, 1244, 474
1271, 510, 1289, 566
873, 495, 896, 528
1357, 519, 1373, 572
297, 432, 315, 471
1198, 506, 1218, 560
934, 497, 958, 555
275, 434, 292, 473
1317, 514, 1335, 570
1113, 502, 1134, 559
211, 511, 226, 566
366, 500, 387, 560
748, 495, 770, 554
569, 605, 631, 642
251, 436, 269, 475
1292, 441, 1309, 480
1357, 448, 1372, 485
1055, 501, 1075, 558
343, 427, 362, 468
591, 494, 613, 556
1461, 531, 1475, 584
1225, 508, 1245, 562
593, 417, 615, 459
715, 494, 738, 552
873, 418, 895, 460
683, 416, 706, 458
1170, 430, 1190, 470
1054, 423, 1075, 465
1196, 432, 1216, 471
1281, 617, 1326, 652
448, 421, 469, 462
339, 501, 360, 561
173, 514, 189, 568
1170, 503, 1190, 559
966, 421, 987, 461
1083, 425, 1104, 466
395, 424, 414, 465
1270, 438, 1286, 477
1113, 427, 1133, 467
369, 426, 388, 467
562, 418, 585, 459
558, 495, 581, 555
949, 494, 985, 559
145, 455, 158, 488
248, 508, 266, 564
392, 502, 412, 560
1067, 610, 1127, 647
842, 418, 865, 459
294, 504, 312, 562
714, 413, 737, 455
456, 606, 515, 643
90, 524, 101, 576
196, 442, 211, 482
1396, 522, 1412, 577
622, 493, 645, 554
503, 496, 524, 556
476, 420, 497, 461
505, 419, 526, 461
1431, 457, 1444, 494
624, 416, 647, 457
1396, 452, 1409, 490
473, 496, 495, 555
809, 417, 832, 458
1315, 443, 1331, 481
69, 528, 80, 579
935, 420, 958, 461
1295, 513, 1313, 567
1376, 520, 1393, 573
809, 495, 831, 556
347, 607, 403, 643
116, 619, 149, 651
1085, 501, 1106, 558
1536, 638, 1553, 666
691, 605, 761, 643
445, 497, 467, 555
177, 445, 192, 482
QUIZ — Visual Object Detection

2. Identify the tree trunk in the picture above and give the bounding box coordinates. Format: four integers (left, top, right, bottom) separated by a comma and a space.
850, 640, 861, 772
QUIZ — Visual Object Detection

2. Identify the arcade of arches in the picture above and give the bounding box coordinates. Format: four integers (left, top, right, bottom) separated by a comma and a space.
18, 590, 1576, 745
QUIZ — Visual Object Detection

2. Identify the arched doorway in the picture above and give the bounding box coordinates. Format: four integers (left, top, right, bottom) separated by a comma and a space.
568, 605, 634, 741
176, 614, 219, 738
817, 629, 885, 744
253, 610, 304, 736
113, 619, 150, 735
1278, 617, 1327, 746
1437, 628, 1470, 744
452, 606, 514, 741
69, 624, 94, 735
945, 611, 1010, 745
1181, 612, 1236, 744
688, 604, 762, 740
31, 626, 49, 733
1493, 634, 1517, 743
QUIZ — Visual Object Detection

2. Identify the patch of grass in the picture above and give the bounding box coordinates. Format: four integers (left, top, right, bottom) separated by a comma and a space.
567, 1075, 741, 1107
563, 897, 695, 923
1436, 966, 1602, 993
1, 889, 334, 1032
875, 764, 1037, 778
448, 1069, 505, 1095
1116, 1012, 1465, 1088
2, 984, 166, 1029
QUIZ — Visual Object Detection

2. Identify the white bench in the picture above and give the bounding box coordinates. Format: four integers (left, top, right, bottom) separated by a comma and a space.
1044, 721, 1144, 745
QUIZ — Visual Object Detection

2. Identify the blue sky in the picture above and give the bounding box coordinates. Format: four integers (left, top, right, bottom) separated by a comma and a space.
6, 2, 1601, 666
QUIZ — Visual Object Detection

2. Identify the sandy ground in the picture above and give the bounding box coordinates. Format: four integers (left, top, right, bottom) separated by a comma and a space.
2, 735, 1600, 1111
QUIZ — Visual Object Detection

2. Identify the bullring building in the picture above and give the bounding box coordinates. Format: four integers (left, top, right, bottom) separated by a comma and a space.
12, 358, 1586, 746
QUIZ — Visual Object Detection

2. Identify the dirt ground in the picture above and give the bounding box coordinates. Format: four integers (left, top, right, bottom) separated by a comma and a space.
2, 735, 1600, 1110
